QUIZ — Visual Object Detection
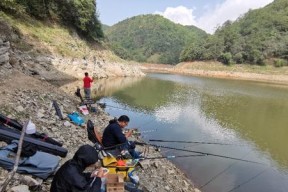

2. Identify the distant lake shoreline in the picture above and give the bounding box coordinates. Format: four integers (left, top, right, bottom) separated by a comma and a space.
140, 62, 288, 86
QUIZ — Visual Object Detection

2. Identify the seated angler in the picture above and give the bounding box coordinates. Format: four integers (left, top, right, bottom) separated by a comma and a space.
50, 145, 105, 192
102, 115, 141, 159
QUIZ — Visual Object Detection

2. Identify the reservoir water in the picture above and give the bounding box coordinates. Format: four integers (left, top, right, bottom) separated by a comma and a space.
88, 73, 288, 192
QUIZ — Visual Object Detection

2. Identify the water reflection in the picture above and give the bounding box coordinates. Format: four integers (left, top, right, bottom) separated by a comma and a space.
57, 77, 144, 100
111, 77, 178, 112
67, 73, 288, 192
200, 85, 288, 169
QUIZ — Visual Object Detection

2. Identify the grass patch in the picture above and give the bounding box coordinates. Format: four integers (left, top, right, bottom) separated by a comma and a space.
0, 11, 123, 62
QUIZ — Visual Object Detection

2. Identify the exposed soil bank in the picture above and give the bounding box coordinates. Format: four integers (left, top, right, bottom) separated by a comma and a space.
141, 62, 288, 86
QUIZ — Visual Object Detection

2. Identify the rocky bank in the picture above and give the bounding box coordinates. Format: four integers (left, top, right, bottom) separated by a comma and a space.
0, 70, 198, 192
0, 18, 144, 81
0, 33, 198, 191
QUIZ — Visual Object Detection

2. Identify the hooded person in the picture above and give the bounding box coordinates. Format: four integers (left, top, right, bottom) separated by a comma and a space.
50, 145, 103, 192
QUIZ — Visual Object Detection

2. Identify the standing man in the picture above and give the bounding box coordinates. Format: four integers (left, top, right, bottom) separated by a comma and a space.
83, 72, 93, 99
102, 115, 141, 159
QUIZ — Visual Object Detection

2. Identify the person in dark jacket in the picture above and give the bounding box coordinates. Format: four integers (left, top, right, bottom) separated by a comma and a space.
50, 145, 104, 192
102, 115, 141, 159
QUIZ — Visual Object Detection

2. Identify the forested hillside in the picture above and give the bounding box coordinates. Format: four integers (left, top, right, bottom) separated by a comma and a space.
102, 24, 110, 31
0, 0, 145, 80
104, 14, 207, 64
181, 0, 288, 66
0, 0, 103, 40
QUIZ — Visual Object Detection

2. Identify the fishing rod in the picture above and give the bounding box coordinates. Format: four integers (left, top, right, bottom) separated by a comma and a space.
141, 154, 206, 160
98, 102, 132, 111
149, 139, 243, 146
135, 142, 265, 165
131, 129, 157, 136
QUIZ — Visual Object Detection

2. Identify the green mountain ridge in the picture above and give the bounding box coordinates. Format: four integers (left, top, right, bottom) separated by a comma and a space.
181, 0, 288, 66
104, 14, 207, 64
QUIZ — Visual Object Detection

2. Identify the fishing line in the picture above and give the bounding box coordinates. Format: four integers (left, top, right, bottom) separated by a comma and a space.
160, 143, 198, 153
135, 142, 266, 165
225, 168, 269, 192
141, 154, 205, 160
98, 101, 155, 131
100, 99, 153, 129
136, 119, 155, 129
200, 151, 252, 189
149, 139, 244, 146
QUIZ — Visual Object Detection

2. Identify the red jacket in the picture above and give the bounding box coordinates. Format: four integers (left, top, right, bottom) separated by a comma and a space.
83, 77, 93, 88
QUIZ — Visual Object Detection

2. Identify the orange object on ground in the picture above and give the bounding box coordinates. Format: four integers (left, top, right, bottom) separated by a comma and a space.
116, 159, 126, 166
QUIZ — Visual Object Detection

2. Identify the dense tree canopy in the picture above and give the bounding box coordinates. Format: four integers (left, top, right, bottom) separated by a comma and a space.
181, 0, 288, 66
104, 14, 207, 64
0, 0, 104, 40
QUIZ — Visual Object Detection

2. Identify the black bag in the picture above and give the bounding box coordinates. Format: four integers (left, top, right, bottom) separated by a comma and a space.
87, 120, 97, 143
13, 142, 37, 157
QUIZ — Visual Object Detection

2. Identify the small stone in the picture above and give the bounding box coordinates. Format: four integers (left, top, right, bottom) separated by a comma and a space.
15, 106, 24, 112
63, 121, 72, 127
167, 169, 175, 175
10, 185, 30, 192
164, 186, 170, 191
37, 112, 45, 118
152, 161, 159, 169
182, 180, 189, 187
21, 176, 40, 186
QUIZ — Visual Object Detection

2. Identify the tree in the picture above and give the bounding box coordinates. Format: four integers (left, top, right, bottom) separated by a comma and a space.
0, 0, 104, 41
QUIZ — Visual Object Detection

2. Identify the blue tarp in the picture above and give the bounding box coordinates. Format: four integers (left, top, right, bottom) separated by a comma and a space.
0, 141, 60, 179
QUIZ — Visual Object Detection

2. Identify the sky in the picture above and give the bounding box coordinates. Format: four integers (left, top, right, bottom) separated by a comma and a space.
97, 0, 274, 34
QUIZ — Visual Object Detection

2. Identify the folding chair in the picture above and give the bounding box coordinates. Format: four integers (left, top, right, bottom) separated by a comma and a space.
86, 120, 138, 180
87, 120, 108, 159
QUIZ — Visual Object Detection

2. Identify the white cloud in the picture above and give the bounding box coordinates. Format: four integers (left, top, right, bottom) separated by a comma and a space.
198, 0, 274, 33
155, 6, 197, 26
155, 0, 274, 34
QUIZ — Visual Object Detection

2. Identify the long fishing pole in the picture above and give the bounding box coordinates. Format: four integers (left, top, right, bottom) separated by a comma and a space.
141, 154, 206, 160
135, 142, 265, 165
149, 139, 243, 146
132, 129, 157, 135
98, 103, 132, 111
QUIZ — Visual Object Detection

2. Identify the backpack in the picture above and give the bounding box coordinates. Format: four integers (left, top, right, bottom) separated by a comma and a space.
13, 141, 37, 157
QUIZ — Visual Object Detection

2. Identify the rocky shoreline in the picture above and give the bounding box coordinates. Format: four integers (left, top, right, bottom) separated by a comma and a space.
0, 70, 199, 192
1, 27, 198, 192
